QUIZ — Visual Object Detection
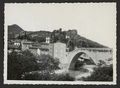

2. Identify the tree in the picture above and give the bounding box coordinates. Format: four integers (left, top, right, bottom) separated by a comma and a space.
98, 60, 106, 66
22, 71, 75, 81
81, 65, 113, 81
68, 40, 75, 51
36, 55, 60, 71
22, 55, 61, 80
7, 50, 39, 80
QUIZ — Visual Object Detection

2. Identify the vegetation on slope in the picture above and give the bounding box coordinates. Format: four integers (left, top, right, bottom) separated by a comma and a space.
8, 24, 107, 49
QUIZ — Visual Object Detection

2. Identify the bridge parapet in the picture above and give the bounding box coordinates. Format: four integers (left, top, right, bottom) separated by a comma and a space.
74, 48, 112, 53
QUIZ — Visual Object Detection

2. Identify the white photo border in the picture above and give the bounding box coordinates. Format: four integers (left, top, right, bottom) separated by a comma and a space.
4, 2, 117, 85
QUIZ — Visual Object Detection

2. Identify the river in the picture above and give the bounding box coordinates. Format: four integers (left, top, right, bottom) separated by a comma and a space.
55, 65, 96, 81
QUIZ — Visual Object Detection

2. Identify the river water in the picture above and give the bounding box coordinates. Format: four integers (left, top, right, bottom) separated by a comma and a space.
55, 65, 96, 81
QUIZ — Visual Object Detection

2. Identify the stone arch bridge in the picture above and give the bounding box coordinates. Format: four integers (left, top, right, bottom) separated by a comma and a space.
61, 48, 113, 70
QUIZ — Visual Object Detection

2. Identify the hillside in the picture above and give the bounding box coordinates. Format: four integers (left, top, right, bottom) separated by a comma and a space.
8, 24, 24, 39
8, 24, 107, 48
74, 35, 107, 48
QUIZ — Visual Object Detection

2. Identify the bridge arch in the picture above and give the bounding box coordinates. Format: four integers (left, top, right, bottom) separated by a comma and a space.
65, 48, 112, 70
68, 51, 96, 70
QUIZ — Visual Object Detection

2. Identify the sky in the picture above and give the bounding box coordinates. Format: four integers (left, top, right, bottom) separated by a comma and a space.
5, 3, 116, 48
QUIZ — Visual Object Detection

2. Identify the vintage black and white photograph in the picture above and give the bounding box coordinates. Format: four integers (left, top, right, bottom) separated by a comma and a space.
4, 3, 116, 85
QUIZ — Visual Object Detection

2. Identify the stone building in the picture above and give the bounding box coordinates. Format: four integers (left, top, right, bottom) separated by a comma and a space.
53, 42, 67, 64
29, 43, 53, 57
8, 37, 68, 68
21, 40, 34, 51
8, 39, 21, 53
28, 41, 67, 64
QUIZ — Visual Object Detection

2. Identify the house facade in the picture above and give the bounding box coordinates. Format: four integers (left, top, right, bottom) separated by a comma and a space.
17, 39, 67, 63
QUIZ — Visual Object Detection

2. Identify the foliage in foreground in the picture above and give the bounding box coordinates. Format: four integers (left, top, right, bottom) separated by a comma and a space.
7, 50, 39, 80
36, 55, 60, 71
8, 50, 60, 80
54, 73, 75, 81
22, 71, 74, 81
81, 65, 113, 81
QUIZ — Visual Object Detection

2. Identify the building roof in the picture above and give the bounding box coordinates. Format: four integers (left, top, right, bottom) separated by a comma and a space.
29, 46, 49, 51
54, 41, 66, 45
32, 43, 41, 47
8, 39, 21, 44
40, 48, 49, 51
29, 46, 40, 49
8, 44, 21, 49
40, 42, 49, 45
23, 42, 34, 44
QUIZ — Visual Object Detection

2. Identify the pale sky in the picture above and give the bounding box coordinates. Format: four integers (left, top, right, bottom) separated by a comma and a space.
5, 3, 116, 48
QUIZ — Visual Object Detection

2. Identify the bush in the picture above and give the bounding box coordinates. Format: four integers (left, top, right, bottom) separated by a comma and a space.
36, 55, 60, 71
7, 50, 39, 80
21, 54, 74, 81
81, 65, 113, 81
22, 71, 74, 81
22, 70, 55, 80
54, 73, 75, 81
8, 51, 60, 80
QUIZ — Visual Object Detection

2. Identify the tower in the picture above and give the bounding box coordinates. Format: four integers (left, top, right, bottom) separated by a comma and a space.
53, 42, 67, 68
46, 37, 50, 43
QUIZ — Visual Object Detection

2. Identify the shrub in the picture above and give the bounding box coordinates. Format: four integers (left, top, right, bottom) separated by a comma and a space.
98, 60, 106, 66
54, 73, 75, 81
7, 50, 39, 80
22, 70, 55, 80
8, 51, 60, 80
81, 65, 113, 81
36, 55, 60, 71
22, 71, 75, 81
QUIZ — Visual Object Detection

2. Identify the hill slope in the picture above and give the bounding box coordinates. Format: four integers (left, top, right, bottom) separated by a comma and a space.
8, 24, 24, 39
8, 24, 107, 48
